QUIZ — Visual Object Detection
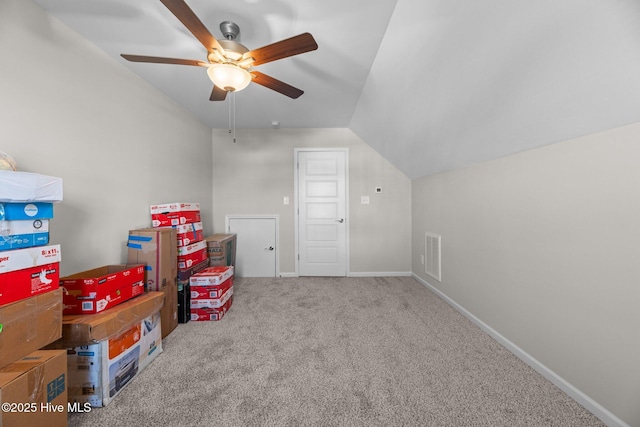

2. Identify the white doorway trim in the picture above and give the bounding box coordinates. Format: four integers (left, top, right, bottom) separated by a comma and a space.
294, 148, 350, 277
225, 214, 280, 277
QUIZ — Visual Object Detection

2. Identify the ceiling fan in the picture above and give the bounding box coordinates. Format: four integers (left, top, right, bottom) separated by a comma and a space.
121, 0, 318, 101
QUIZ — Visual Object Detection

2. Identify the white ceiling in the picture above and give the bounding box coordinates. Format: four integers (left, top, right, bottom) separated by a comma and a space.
32, 0, 640, 178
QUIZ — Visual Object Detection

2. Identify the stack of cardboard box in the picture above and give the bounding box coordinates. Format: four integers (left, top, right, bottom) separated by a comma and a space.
56, 264, 164, 407
0, 170, 67, 427
54, 292, 164, 407
58, 242, 164, 406
190, 266, 235, 321
149, 203, 208, 323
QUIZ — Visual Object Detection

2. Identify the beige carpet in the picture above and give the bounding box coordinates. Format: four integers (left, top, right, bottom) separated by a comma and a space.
69, 276, 604, 426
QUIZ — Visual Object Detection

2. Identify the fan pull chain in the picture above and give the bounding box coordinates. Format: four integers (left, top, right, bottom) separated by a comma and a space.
226, 92, 238, 143
232, 92, 237, 143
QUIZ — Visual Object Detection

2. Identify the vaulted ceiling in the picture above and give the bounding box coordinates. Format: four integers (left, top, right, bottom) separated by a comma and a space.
33, 0, 640, 178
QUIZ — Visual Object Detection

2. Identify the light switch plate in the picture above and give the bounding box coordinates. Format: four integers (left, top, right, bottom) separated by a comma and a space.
361, 196, 370, 205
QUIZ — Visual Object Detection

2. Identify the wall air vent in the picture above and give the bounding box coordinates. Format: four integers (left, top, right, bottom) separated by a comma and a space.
425, 232, 442, 282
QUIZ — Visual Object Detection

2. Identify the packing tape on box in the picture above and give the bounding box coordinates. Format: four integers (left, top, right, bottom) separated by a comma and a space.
127, 235, 153, 251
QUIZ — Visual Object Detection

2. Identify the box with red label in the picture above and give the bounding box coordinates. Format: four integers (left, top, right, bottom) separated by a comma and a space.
150, 202, 200, 227
190, 276, 233, 300
60, 264, 145, 314
174, 222, 204, 247
189, 265, 234, 286
0, 244, 61, 306
190, 285, 233, 309
190, 296, 233, 322
177, 240, 207, 271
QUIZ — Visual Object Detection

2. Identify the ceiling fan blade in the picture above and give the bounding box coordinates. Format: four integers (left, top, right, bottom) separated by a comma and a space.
121, 54, 206, 66
160, 0, 225, 54
244, 33, 318, 66
210, 85, 228, 101
250, 71, 304, 99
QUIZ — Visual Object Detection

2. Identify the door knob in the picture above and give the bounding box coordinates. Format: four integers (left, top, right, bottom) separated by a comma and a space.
265, 246, 274, 251
335, 218, 344, 223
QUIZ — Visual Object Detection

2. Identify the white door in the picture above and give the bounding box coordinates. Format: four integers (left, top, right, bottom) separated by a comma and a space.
297, 150, 347, 276
226, 216, 278, 277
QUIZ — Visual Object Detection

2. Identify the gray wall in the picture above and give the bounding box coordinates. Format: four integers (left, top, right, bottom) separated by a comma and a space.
1, 0, 213, 276
412, 122, 640, 427
212, 128, 412, 275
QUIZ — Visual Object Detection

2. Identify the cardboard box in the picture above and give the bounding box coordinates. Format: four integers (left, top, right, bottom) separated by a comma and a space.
177, 258, 209, 282
65, 310, 162, 407
60, 265, 145, 315
205, 234, 237, 267
177, 281, 190, 324
149, 202, 200, 214
190, 286, 233, 309
126, 227, 177, 291
0, 219, 49, 251
0, 289, 62, 369
174, 222, 204, 247
58, 291, 164, 348
0, 202, 54, 221
0, 171, 63, 203
177, 241, 207, 271
189, 266, 234, 286
159, 281, 178, 339
190, 276, 233, 300
190, 296, 233, 322
150, 203, 201, 228
0, 244, 61, 306
0, 243, 60, 274
0, 350, 67, 427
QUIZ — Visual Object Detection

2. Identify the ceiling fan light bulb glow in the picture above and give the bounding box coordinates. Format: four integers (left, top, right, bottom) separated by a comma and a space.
207, 63, 252, 92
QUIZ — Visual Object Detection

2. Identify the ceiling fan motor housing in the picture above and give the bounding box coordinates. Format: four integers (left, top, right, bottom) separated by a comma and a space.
220, 21, 240, 40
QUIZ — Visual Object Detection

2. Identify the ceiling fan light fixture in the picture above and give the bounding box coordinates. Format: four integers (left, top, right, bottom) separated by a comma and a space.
207, 63, 252, 92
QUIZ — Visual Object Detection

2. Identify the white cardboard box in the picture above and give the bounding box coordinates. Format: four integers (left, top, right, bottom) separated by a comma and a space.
0, 219, 50, 251
0, 171, 63, 203
66, 311, 162, 407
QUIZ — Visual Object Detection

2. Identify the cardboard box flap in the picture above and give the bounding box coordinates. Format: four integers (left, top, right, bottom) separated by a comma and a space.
60, 264, 144, 282
60, 292, 164, 346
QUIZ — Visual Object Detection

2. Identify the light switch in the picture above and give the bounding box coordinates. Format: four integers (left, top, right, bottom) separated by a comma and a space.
283, 196, 290, 205
361, 196, 370, 205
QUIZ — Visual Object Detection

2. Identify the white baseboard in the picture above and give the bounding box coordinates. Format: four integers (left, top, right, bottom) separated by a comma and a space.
348, 271, 412, 277
280, 272, 413, 278
411, 273, 629, 427
279, 272, 298, 278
